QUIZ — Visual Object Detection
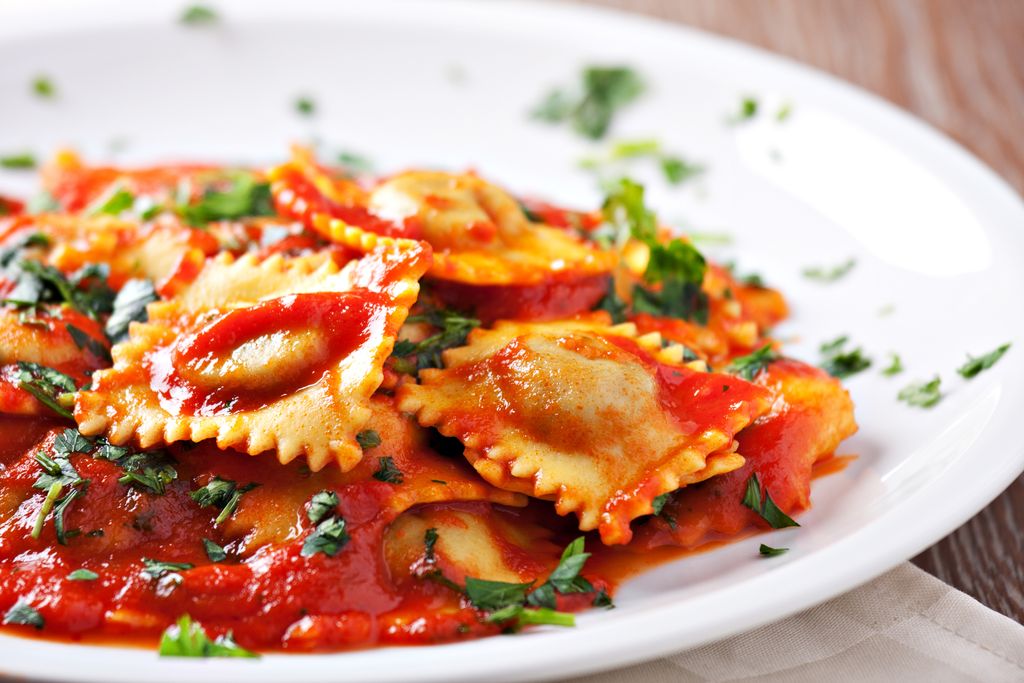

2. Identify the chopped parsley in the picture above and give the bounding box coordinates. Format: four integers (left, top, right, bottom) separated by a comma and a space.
819, 336, 872, 379
465, 577, 534, 612
301, 516, 349, 558
527, 536, 608, 610
423, 527, 439, 563
306, 490, 339, 525
105, 279, 158, 343
90, 187, 135, 216
532, 66, 644, 139
178, 171, 275, 226
650, 492, 677, 529
3, 259, 116, 320
580, 139, 705, 186
32, 76, 56, 99
67, 569, 99, 581
898, 377, 942, 408
159, 614, 258, 658
741, 473, 799, 529
3, 601, 44, 629
31, 482, 65, 540
0, 153, 37, 170
373, 456, 403, 484
726, 344, 779, 381
882, 353, 904, 377
956, 343, 1011, 379
356, 429, 381, 450
190, 477, 259, 525
729, 96, 759, 124
337, 150, 373, 174
179, 5, 219, 25
141, 558, 194, 580
776, 102, 793, 121
599, 178, 709, 323
392, 305, 480, 371
802, 258, 856, 283
660, 156, 705, 185
759, 544, 788, 557
202, 538, 227, 563
14, 361, 77, 419
295, 97, 316, 117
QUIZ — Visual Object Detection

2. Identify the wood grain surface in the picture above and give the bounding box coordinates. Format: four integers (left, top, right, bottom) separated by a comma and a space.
571, 0, 1024, 622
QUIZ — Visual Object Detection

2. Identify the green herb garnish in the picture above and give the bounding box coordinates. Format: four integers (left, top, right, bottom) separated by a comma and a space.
802, 258, 856, 283
3, 601, 44, 629
301, 516, 349, 557
141, 558, 194, 580
532, 66, 644, 140
295, 97, 316, 117
742, 473, 799, 529
898, 377, 942, 408
306, 490, 339, 525
178, 171, 274, 226
90, 187, 135, 216
105, 279, 157, 343
15, 361, 77, 419
729, 96, 759, 124
67, 569, 99, 581
180, 5, 219, 25
202, 538, 227, 563
32, 76, 56, 99
881, 353, 904, 376
759, 544, 788, 557
356, 429, 381, 450
726, 344, 779, 381
190, 477, 259, 525
158, 614, 258, 658
0, 153, 37, 170
392, 306, 480, 371
373, 456, 403, 484
957, 343, 1011, 379
819, 336, 872, 379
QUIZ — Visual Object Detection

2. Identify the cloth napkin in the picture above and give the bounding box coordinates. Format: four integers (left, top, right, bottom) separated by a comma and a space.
570, 563, 1024, 683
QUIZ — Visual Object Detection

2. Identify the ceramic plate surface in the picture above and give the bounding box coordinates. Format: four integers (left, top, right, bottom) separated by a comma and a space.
1, 1, 1023, 681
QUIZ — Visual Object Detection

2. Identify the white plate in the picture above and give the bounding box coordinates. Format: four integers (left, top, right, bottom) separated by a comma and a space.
2, 1, 1023, 681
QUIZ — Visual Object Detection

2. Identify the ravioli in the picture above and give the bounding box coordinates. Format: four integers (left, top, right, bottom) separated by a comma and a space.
397, 316, 773, 544
75, 239, 431, 471
632, 358, 858, 550
0, 214, 218, 296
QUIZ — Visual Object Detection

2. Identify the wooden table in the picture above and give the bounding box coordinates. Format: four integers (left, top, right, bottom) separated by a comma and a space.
574, 0, 1024, 623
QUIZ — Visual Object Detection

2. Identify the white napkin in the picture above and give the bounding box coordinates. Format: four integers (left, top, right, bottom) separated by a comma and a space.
569, 563, 1024, 683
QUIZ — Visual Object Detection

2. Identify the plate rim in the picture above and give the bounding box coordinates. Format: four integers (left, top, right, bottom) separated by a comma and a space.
1, 1, 1023, 681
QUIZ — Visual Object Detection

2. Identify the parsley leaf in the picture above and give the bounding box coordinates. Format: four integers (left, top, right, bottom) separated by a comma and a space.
141, 558, 194, 580
819, 336, 872, 379
882, 353, 904, 377
301, 516, 349, 557
898, 377, 942, 408
729, 96, 759, 124
465, 578, 534, 612
532, 66, 644, 140
423, 527, 439, 563
202, 538, 227, 563
179, 5, 219, 25
393, 306, 480, 371
742, 473, 800, 529
802, 258, 856, 283
726, 344, 778, 381
15, 361, 77, 419
957, 343, 1011, 379
90, 187, 135, 216
190, 477, 258, 525
0, 153, 36, 170
307, 490, 339, 525
32, 76, 56, 99
295, 97, 316, 116
105, 279, 158, 343
178, 172, 275, 226
66, 323, 111, 363
599, 178, 709, 323
158, 614, 258, 658
373, 456, 403, 484
759, 544, 788, 557
356, 429, 381, 450
3, 600, 44, 629
67, 569, 99, 581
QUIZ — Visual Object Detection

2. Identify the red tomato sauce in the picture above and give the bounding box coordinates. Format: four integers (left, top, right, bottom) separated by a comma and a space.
430, 274, 609, 324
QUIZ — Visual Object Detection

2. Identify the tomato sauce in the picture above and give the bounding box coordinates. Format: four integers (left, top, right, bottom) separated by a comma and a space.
430, 274, 609, 324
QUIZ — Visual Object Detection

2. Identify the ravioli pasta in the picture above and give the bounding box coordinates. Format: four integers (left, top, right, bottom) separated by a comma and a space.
0, 151, 856, 654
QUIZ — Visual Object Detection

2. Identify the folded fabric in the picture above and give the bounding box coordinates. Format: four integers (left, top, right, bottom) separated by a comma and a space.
570, 563, 1024, 683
